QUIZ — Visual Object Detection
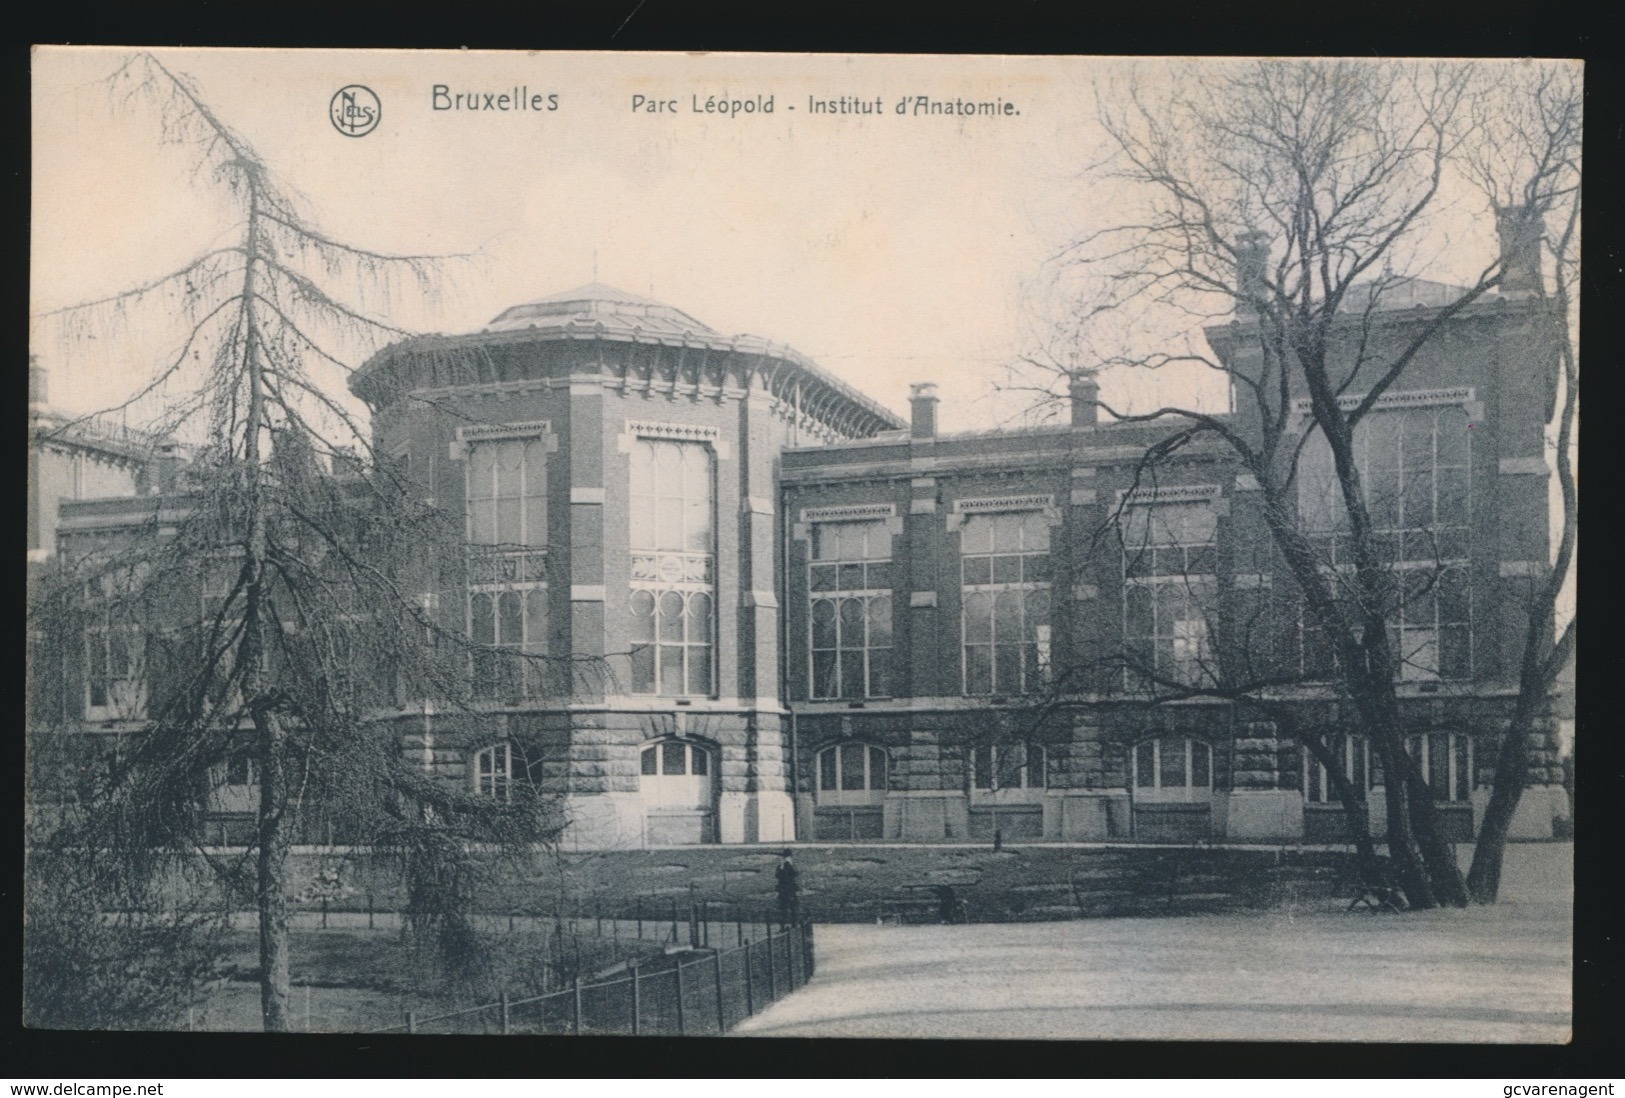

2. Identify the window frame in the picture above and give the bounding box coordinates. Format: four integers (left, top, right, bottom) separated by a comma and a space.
471, 740, 544, 802
1295, 400, 1474, 682
1131, 735, 1214, 804
1119, 498, 1219, 689
628, 438, 717, 698
472, 742, 514, 801
815, 742, 890, 806
971, 742, 1048, 792
464, 434, 551, 702
1302, 734, 1371, 804
637, 738, 717, 811
807, 518, 894, 701
83, 562, 150, 722
958, 507, 1054, 697
1402, 731, 1475, 803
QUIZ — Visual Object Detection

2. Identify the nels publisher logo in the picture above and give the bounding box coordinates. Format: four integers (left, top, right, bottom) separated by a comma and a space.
330, 85, 381, 137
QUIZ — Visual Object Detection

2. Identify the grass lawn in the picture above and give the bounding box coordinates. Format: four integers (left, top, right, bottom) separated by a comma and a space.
319, 844, 1357, 924
188, 924, 664, 1032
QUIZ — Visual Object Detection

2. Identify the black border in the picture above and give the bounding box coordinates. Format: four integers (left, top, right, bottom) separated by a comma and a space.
9, 0, 1621, 1081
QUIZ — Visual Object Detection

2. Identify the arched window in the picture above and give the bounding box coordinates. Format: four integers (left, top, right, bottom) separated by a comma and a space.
1131, 736, 1212, 802
816, 742, 888, 805
972, 743, 1046, 791
1304, 734, 1370, 803
472, 741, 542, 802
638, 738, 715, 810
1404, 732, 1474, 803
473, 742, 513, 801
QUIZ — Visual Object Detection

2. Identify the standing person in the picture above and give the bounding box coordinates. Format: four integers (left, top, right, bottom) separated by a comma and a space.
775, 849, 801, 928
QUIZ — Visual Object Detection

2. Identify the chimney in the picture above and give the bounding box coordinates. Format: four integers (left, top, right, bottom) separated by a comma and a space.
1235, 230, 1270, 315
1068, 370, 1100, 427
29, 356, 49, 415
909, 382, 939, 440
1495, 204, 1543, 296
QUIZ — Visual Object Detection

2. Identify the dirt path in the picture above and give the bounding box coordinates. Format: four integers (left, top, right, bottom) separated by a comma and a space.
736, 846, 1573, 1041
733, 902, 1572, 1041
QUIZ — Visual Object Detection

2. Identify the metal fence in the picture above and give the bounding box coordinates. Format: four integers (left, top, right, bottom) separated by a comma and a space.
371, 920, 815, 1035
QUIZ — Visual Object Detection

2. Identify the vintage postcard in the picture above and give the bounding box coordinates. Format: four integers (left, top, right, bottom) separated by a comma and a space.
27, 48, 1577, 1043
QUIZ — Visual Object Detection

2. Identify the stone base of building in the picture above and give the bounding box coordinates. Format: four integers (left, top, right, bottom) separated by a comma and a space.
1221, 790, 1305, 841
886, 791, 970, 841
1053, 792, 1131, 840
558, 792, 648, 850
719, 790, 796, 845
556, 790, 799, 849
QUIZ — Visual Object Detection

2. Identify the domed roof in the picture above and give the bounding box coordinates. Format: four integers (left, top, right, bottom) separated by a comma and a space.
484, 282, 716, 336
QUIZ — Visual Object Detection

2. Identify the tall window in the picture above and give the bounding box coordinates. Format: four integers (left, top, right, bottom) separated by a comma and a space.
629, 439, 715, 696
85, 619, 144, 719
1298, 404, 1473, 680
200, 558, 237, 626
1121, 502, 1217, 685
84, 564, 147, 721
468, 437, 548, 549
972, 743, 1046, 791
1303, 734, 1370, 804
467, 437, 549, 699
1132, 736, 1213, 802
809, 520, 892, 699
816, 742, 889, 803
225, 747, 257, 787
961, 510, 1051, 695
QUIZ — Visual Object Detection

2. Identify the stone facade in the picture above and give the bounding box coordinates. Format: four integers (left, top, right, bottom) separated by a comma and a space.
32, 273, 1573, 847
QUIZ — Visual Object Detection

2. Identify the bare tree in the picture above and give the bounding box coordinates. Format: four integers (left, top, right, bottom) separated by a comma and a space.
28, 54, 571, 1030
1016, 59, 1578, 908
1457, 65, 1580, 902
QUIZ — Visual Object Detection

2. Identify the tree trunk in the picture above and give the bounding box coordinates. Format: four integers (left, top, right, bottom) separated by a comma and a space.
1465, 720, 1528, 902
1406, 779, 1468, 906
1378, 754, 1437, 909
240, 189, 292, 1031
256, 707, 291, 1031
1295, 728, 1381, 885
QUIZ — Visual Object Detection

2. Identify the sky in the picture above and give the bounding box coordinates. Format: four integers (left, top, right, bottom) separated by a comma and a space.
31, 48, 1124, 433
31, 49, 1575, 631
30, 50, 1564, 437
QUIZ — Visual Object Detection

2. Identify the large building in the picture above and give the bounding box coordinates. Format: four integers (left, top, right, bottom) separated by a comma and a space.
32, 252, 1572, 848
